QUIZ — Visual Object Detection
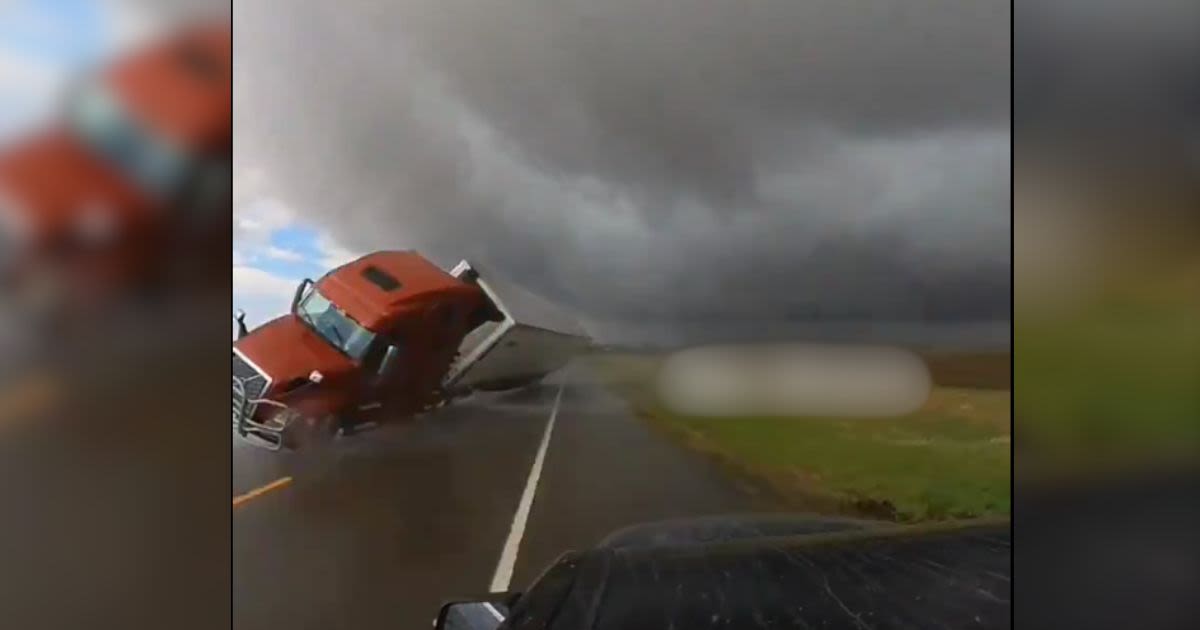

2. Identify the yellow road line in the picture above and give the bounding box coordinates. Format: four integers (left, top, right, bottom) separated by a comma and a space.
233, 476, 293, 508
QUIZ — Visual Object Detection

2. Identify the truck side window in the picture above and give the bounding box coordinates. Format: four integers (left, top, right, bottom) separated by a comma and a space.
362, 340, 388, 374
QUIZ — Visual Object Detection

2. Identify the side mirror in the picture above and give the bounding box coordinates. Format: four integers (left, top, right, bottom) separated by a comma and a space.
377, 344, 401, 378
291, 278, 313, 312
234, 309, 248, 339
435, 595, 517, 630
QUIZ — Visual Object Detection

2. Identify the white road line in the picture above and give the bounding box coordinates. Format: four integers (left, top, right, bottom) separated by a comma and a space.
489, 384, 564, 593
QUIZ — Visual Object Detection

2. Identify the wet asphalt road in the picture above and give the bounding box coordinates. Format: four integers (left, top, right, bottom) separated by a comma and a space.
233, 375, 774, 630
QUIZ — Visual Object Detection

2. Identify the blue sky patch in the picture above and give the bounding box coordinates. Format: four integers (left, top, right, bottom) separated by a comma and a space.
239, 223, 330, 280
0, 0, 107, 64
269, 225, 321, 257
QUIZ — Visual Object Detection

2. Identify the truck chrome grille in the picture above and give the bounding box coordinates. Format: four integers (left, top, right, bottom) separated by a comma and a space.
232, 351, 270, 432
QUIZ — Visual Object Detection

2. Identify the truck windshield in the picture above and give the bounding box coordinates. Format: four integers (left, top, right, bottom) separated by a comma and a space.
67, 81, 194, 199
295, 287, 377, 362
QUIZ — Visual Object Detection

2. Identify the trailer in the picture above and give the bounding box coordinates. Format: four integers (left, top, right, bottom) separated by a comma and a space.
443, 260, 592, 395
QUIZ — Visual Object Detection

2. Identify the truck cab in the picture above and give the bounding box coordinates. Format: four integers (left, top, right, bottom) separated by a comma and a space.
0, 20, 231, 312
234, 250, 593, 450
233, 251, 497, 449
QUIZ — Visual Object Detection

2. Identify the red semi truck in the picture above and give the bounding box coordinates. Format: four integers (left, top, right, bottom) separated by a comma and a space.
0, 21, 231, 312
232, 251, 590, 449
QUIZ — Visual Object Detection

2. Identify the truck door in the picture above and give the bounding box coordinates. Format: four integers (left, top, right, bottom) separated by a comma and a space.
427, 302, 469, 400
427, 302, 459, 362
356, 334, 410, 417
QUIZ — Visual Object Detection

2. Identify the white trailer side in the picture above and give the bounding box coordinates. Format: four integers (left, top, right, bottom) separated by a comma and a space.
442, 261, 591, 393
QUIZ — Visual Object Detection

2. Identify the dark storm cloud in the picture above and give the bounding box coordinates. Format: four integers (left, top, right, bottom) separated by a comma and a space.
391, 0, 1009, 204
234, 1, 1011, 339
1017, 0, 1199, 144
120, 0, 229, 25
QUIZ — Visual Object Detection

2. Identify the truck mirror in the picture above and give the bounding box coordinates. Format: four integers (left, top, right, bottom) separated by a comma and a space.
378, 345, 401, 377
291, 278, 313, 312
234, 309, 248, 339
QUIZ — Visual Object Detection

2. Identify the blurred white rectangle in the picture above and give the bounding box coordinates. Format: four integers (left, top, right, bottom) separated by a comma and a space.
657, 343, 931, 418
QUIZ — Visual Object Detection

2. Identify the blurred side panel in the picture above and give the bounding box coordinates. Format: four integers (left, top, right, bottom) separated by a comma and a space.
1016, 1, 1199, 628
0, 2, 230, 628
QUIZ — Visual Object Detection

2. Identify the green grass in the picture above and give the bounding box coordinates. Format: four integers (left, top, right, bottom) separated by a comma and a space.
582, 352, 1012, 522
1015, 298, 1200, 467
651, 387, 1011, 521
1008, 261, 1200, 481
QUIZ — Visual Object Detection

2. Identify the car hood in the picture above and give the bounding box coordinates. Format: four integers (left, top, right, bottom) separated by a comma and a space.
233, 314, 356, 392
507, 518, 1011, 630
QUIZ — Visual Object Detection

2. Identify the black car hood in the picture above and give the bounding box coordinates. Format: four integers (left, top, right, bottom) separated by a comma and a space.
503, 516, 1011, 630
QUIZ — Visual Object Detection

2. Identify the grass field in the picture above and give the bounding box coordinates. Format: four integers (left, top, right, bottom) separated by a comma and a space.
584, 351, 1012, 522
1014, 279, 1200, 470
